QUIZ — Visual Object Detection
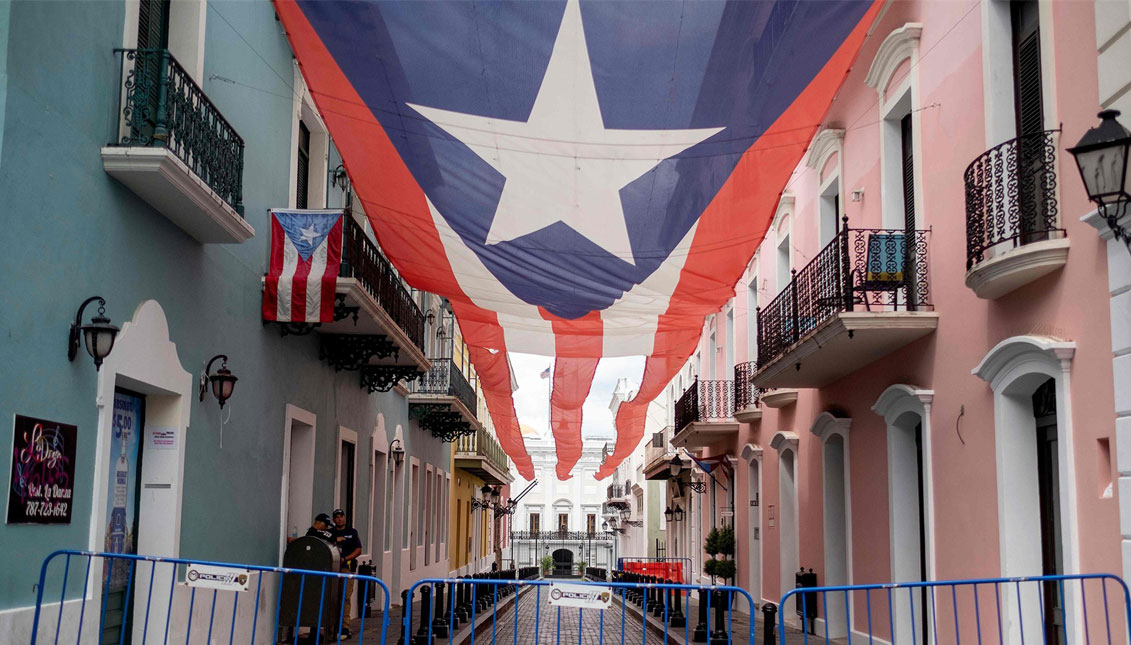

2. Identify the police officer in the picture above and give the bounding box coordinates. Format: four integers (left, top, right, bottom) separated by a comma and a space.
288, 513, 334, 543
331, 508, 362, 638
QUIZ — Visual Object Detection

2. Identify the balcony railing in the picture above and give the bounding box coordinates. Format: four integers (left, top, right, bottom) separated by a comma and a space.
964, 129, 1063, 269
644, 426, 673, 468
342, 216, 426, 352
757, 224, 931, 369
511, 531, 613, 541
606, 484, 626, 499
733, 362, 763, 410
113, 49, 244, 213
455, 427, 509, 476
413, 358, 477, 413
674, 378, 734, 431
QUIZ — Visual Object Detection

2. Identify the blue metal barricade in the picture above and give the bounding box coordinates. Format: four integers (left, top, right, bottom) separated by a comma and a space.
405, 574, 758, 644
778, 573, 1131, 645
29, 549, 392, 645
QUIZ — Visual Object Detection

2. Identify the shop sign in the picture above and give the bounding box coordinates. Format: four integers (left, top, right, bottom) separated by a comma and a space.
7, 415, 77, 524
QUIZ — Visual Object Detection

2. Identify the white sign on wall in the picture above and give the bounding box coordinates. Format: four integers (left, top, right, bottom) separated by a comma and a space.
547, 582, 613, 610
185, 564, 251, 592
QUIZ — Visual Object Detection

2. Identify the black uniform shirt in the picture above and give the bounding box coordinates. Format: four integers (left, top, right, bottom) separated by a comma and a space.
305, 526, 334, 541
332, 525, 363, 569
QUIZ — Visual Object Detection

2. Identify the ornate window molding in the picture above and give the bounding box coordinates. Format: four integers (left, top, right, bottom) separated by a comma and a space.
808, 411, 852, 442
770, 431, 799, 453
805, 128, 846, 171
864, 23, 923, 95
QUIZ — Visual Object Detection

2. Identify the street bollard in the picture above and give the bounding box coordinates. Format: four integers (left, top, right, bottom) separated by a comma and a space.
709, 590, 729, 645
652, 579, 666, 618
455, 577, 469, 623
762, 602, 778, 645
432, 582, 449, 638
693, 588, 709, 642
446, 580, 459, 629
668, 586, 686, 628
398, 589, 410, 645
413, 585, 432, 645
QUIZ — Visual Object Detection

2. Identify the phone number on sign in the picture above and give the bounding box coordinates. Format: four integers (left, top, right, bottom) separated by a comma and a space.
25, 501, 69, 517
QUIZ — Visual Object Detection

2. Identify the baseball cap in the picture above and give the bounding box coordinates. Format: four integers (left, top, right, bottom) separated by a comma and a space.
315, 513, 332, 525
332, 508, 346, 517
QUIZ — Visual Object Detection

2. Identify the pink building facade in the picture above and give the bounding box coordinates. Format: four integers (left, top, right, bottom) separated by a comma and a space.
642, 1, 1126, 641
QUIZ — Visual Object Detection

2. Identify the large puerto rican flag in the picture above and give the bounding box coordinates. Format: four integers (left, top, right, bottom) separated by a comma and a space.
274, 0, 881, 480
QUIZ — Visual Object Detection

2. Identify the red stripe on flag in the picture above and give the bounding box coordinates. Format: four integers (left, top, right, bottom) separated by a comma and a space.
597, 0, 884, 478
319, 216, 344, 322
262, 215, 286, 321
543, 311, 603, 478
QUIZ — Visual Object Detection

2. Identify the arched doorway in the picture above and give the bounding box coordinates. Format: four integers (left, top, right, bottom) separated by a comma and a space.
552, 548, 574, 577
973, 336, 1080, 644
771, 432, 799, 614
873, 385, 935, 645
741, 443, 763, 604
811, 413, 853, 638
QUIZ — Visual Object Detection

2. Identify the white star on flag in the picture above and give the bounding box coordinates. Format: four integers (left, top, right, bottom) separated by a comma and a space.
299, 224, 319, 245
408, 0, 723, 267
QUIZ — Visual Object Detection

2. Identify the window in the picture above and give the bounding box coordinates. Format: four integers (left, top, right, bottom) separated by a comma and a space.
708, 332, 716, 379
383, 460, 394, 551
776, 234, 791, 293
746, 281, 758, 361
819, 179, 841, 247
725, 310, 734, 376
529, 513, 540, 532
587, 514, 596, 534
338, 438, 355, 525
1011, 0, 1043, 139
296, 121, 310, 209
558, 514, 569, 532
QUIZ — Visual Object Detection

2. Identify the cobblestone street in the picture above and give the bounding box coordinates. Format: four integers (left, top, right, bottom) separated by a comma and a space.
472, 583, 654, 645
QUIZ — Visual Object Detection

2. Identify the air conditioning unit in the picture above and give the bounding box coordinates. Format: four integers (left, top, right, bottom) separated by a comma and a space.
651, 432, 664, 448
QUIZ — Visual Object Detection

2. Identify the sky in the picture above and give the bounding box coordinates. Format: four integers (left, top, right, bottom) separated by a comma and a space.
509, 353, 645, 447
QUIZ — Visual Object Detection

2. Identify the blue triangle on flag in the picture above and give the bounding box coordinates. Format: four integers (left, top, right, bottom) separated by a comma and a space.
274, 210, 343, 262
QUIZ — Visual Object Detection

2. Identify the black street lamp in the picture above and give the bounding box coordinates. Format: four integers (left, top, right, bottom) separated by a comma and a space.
669, 454, 684, 478
1069, 109, 1131, 252
68, 297, 119, 371
673, 505, 684, 522
664, 506, 674, 523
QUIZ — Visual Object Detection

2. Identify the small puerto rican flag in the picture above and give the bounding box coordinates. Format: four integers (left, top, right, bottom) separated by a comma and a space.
263, 210, 344, 324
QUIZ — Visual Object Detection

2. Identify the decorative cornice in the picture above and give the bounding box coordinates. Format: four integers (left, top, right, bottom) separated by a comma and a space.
972, 335, 1076, 391
805, 128, 845, 170
864, 23, 923, 93
770, 431, 799, 453
771, 194, 796, 233
871, 384, 934, 424
808, 412, 852, 442
740, 443, 763, 462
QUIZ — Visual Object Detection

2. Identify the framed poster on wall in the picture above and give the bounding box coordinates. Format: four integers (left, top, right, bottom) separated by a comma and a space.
6, 414, 77, 524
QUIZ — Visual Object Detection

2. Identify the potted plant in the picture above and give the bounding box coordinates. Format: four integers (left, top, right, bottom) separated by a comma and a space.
541, 555, 554, 576
576, 559, 588, 576
704, 525, 737, 606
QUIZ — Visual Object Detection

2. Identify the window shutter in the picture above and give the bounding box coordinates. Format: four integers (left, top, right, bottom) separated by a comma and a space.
1011, 1, 1044, 137
900, 114, 916, 233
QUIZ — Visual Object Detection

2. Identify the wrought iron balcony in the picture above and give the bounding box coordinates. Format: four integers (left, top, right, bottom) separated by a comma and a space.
674, 378, 734, 432
965, 129, 1063, 270
412, 358, 477, 412
341, 216, 427, 353
733, 362, 762, 410
455, 427, 510, 485
754, 223, 934, 386
963, 130, 1069, 299
113, 48, 244, 213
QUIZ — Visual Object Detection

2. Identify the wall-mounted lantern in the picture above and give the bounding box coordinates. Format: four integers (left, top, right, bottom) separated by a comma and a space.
68, 296, 119, 371
199, 355, 238, 409
390, 438, 405, 465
